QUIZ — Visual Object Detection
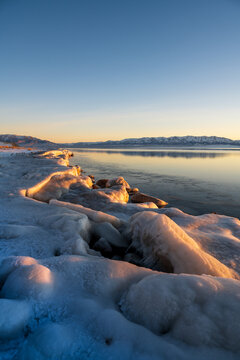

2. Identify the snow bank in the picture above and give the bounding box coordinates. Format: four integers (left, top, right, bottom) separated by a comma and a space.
1, 255, 238, 359
0, 148, 240, 359
130, 211, 238, 278
120, 273, 240, 350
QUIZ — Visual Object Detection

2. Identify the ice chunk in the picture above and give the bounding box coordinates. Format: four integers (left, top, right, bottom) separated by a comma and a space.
50, 199, 122, 228
39, 210, 91, 243
92, 222, 129, 248
26, 169, 90, 202
61, 235, 99, 257
94, 237, 113, 254
130, 212, 238, 278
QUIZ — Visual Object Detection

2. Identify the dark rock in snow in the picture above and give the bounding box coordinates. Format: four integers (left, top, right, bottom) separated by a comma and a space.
131, 192, 168, 208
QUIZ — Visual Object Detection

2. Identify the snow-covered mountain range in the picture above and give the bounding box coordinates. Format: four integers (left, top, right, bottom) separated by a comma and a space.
63, 135, 240, 147
1, 134, 240, 148
0, 134, 56, 149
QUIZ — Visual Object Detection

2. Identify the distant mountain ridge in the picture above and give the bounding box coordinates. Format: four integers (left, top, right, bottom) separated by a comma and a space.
1, 134, 240, 148
0, 134, 57, 149
63, 136, 240, 147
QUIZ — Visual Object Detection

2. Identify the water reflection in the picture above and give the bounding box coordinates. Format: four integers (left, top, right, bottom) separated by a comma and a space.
70, 147, 240, 218
74, 149, 229, 159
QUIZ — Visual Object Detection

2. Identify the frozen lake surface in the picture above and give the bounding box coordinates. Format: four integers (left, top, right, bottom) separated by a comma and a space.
70, 146, 240, 218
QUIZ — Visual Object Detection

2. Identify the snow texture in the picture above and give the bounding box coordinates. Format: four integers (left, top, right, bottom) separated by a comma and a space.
0, 148, 239, 360
130, 211, 239, 278
120, 273, 240, 350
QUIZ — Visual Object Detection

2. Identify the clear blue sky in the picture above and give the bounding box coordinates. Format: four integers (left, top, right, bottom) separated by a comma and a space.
0, 0, 240, 142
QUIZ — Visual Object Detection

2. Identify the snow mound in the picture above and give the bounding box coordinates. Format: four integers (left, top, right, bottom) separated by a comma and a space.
0, 299, 31, 339
130, 212, 238, 278
0, 256, 38, 286
120, 273, 240, 351
1, 263, 54, 300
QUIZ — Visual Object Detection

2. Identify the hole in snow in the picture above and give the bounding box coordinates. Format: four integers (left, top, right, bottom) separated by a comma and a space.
105, 337, 113, 346
54, 249, 61, 257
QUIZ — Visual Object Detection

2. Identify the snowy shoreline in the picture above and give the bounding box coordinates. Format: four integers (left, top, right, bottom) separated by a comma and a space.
0, 149, 240, 359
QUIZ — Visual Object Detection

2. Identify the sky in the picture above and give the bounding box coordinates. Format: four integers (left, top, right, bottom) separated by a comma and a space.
0, 0, 240, 142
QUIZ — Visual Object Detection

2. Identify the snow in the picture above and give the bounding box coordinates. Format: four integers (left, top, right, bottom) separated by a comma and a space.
0, 148, 240, 359
0, 148, 31, 156
50, 199, 122, 227
1, 263, 53, 300
0, 142, 12, 146
130, 211, 239, 278
0, 299, 31, 339
120, 273, 240, 350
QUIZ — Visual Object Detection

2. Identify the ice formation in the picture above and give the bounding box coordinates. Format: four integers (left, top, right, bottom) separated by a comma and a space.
130, 211, 239, 278
0, 147, 240, 360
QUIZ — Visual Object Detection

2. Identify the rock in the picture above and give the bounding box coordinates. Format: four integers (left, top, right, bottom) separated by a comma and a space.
127, 187, 139, 194
96, 177, 130, 189
96, 179, 109, 188
130, 192, 168, 208
88, 175, 95, 183
108, 177, 130, 189
92, 184, 100, 189
136, 202, 158, 209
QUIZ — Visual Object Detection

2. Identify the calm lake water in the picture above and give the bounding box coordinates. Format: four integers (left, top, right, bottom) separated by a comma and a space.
69, 147, 240, 218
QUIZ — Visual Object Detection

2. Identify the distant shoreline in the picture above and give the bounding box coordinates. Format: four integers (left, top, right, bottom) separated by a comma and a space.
66, 144, 240, 151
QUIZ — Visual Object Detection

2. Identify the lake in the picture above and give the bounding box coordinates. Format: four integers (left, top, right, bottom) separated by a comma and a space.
69, 147, 240, 218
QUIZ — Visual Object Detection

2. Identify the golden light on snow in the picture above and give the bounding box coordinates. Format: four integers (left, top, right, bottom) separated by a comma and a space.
27, 264, 53, 285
